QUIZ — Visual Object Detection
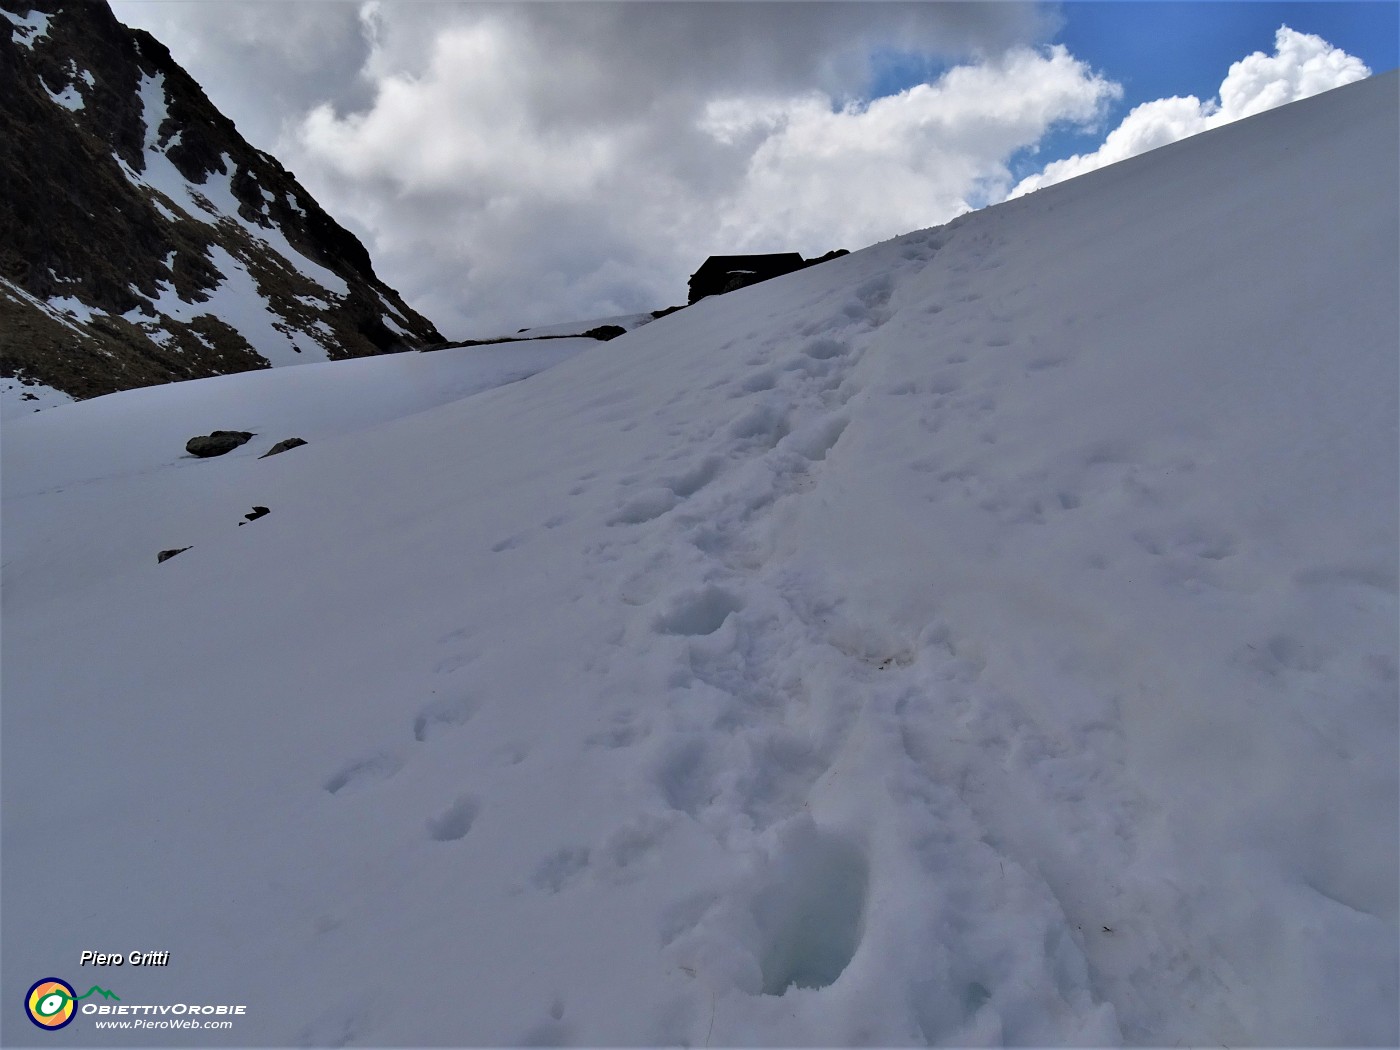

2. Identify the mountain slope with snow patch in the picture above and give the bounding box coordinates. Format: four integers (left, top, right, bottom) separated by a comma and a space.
0, 0, 441, 415
3, 73, 1396, 1047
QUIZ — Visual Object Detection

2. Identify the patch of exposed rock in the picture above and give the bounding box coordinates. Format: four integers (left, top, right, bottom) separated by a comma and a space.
0, 1, 442, 403
185, 430, 252, 457
259, 437, 307, 458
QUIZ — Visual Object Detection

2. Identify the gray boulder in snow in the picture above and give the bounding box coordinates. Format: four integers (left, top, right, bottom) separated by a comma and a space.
186, 431, 255, 458
259, 437, 308, 459
157, 547, 191, 563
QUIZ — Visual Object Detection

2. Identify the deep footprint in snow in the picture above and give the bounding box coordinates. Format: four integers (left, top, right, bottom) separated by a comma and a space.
323, 751, 404, 795
855, 273, 894, 314
413, 694, 480, 742
733, 732, 831, 831
781, 414, 849, 462
751, 821, 870, 995
803, 337, 848, 361
657, 737, 719, 818
662, 455, 721, 499
609, 488, 680, 526
490, 532, 529, 553
426, 795, 480, 841
928, 373, 963, 395
737, 369, 779, 393
654, 586, 743, 637
532, 846, 592, 893
433, 652, 472, 674
729, 401, 790, 448
586, 709, 651, 750
597, 813, 676, 882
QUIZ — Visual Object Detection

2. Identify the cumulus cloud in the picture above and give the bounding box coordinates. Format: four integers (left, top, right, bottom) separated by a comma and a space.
118, 2, 1091, 335
284, 8, 1116, 334
1009, 27, 1371, 197
106, 6, 1374, 338
705, 46, 1118, 253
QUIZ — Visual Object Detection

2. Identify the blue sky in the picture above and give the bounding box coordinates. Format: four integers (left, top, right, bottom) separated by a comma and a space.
870, 2, 1399, 180
870, 3, 1397, 103
1055, 2, 1396, 100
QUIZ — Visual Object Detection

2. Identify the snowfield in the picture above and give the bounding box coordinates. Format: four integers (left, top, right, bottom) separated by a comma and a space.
3, 73, 1397, 1046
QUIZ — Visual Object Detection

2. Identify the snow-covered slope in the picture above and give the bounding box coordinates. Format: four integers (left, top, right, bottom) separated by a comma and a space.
506, 312, 661, 339
3, 73, 1396, 1046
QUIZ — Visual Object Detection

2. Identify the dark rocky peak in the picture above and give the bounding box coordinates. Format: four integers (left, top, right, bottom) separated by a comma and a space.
1, 0, 442, 407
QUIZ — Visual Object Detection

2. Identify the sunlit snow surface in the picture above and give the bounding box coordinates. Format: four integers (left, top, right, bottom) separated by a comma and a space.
3, 75, 1397, 1046
0, 376, 74, 420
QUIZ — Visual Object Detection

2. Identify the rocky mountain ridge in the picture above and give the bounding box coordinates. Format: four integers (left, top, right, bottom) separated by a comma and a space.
0, 0, 443, 407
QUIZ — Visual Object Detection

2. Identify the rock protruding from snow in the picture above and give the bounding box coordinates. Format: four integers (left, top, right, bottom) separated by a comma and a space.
185, 430, 253, 457
259, 437, 307, 458
583, 325, 627, 341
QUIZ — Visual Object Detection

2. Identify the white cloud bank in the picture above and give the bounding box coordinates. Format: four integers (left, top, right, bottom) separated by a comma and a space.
1010, 27, 1371, 197
293, 27, 1119, 332
700, 46, 1119, 253
110, 5, 1373, 336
